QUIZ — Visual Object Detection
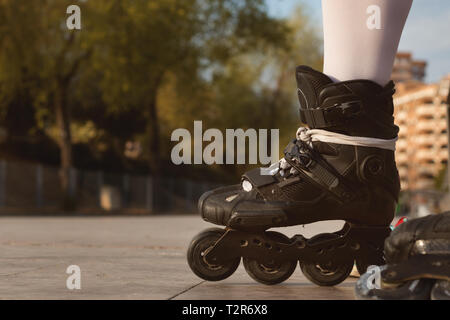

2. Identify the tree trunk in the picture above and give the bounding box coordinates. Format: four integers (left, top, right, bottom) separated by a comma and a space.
55, 82, 74, 210
148, 91, 161, 174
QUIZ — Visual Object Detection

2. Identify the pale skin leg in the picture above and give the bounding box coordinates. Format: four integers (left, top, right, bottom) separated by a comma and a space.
322, 0, 413, 86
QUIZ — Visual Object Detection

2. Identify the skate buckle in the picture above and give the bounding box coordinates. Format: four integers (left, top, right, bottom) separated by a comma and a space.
286, 145, 313, 168
298, 154, 313, 168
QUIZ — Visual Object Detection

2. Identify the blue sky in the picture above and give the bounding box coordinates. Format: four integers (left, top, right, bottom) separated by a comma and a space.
266, 0, 450, 83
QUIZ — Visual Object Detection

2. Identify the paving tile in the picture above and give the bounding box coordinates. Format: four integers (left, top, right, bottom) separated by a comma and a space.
0, 216, 356, 300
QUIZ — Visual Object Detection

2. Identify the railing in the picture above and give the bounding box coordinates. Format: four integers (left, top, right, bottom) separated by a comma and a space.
0, 160, 219, 213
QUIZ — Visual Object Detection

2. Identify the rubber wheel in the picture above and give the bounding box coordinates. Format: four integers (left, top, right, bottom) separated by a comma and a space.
187, 228, 240, 281
299, 233, 353, 286
243, 231, 297, 285
356, 247, 386, 275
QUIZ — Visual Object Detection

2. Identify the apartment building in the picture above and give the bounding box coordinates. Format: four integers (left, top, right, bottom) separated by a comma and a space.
392, 52, 427, 83
394, 76, 450, 190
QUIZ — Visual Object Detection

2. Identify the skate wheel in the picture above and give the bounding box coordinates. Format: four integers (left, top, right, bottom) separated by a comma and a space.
243, 231, 296, 285
431, 280, 450, 300
300, 260, 353, 287
355, 261, 369, 276
356, 241, 386, 275
187, 228, 240, 281
355, 253, 385, 275
299, 233, 353, 286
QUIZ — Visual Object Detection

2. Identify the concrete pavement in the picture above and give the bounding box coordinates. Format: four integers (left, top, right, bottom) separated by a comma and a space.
0, 216, 357, 300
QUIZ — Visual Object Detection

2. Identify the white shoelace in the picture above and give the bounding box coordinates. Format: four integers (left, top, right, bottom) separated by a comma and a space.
247, 127, 398, 189
295, 127, 397, 151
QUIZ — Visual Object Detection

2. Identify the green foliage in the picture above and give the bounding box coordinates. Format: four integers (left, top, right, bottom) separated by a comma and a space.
0, 0, 323, 181
434, 164, 448, 191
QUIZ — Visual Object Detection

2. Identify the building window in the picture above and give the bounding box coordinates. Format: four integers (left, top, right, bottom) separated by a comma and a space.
419, 173, 434, 180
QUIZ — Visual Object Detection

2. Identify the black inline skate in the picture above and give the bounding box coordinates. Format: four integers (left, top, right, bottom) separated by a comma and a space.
187, 66, 400, 286
355, 212, 450, 300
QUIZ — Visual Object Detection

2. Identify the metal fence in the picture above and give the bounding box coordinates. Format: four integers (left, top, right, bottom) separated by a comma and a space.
0, 160, 219, 213
2, 159, 450, 216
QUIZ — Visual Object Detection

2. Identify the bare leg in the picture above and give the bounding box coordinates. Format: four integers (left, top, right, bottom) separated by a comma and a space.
322, 0, 413, 85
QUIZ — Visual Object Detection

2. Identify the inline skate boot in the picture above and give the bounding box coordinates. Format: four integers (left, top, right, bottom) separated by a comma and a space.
356, 212, 450, 299
188, 66, 400, 286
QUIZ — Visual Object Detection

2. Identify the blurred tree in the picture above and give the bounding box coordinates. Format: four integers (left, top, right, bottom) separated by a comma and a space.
0, 0, 92, 208
0, 0, 322, 208
0, 1, 42, 141
89, 0, 288, 173
161, 5, 323, 177
435, 164, 448, 191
